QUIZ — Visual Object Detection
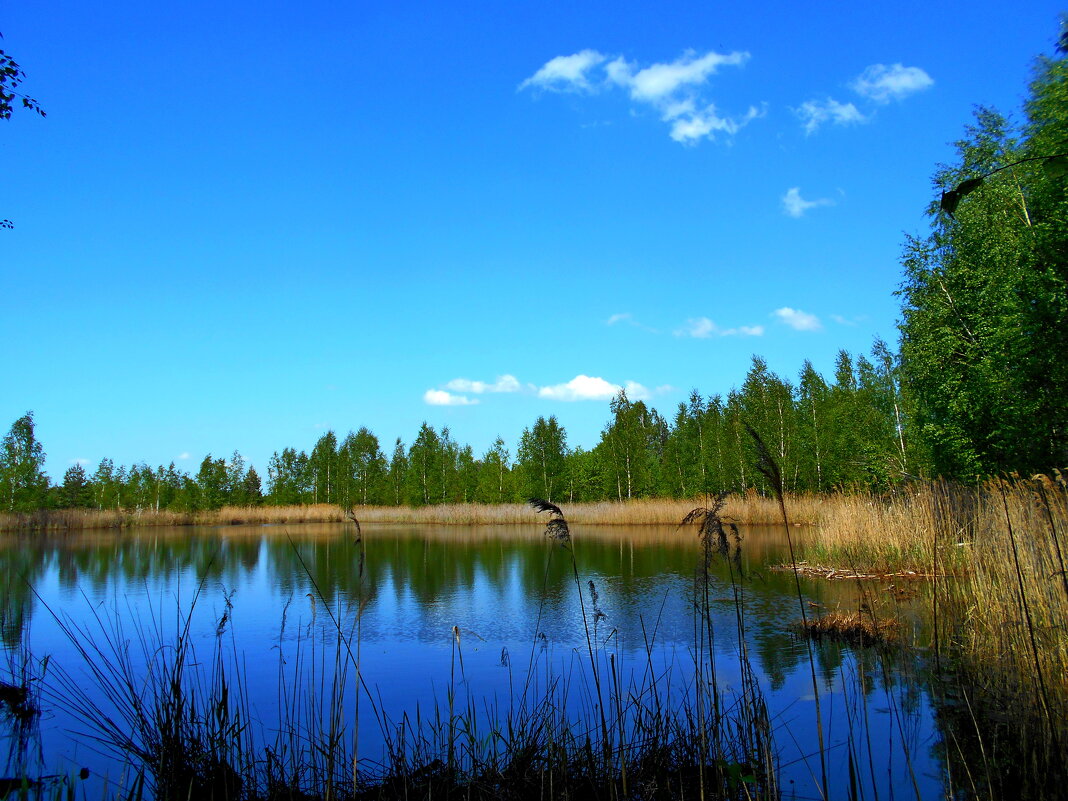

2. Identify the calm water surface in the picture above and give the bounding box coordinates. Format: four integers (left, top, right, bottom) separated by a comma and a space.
1, 523, 945, 799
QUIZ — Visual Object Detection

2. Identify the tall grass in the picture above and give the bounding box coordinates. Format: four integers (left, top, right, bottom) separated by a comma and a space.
0, 494, 825, 533
798, 475, 1068, 800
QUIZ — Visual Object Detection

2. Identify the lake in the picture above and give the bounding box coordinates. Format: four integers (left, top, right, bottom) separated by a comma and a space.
0, 521, 947, 799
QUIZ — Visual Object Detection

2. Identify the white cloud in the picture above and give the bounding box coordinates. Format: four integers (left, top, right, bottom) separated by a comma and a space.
69, 457, 90, 466
669, 103, 763, 143
613, 50, 750, 101
773, 307, 822, 331
522, 48, 758, 144
851, 63, 933, 104
675, 317, 763, 337
605, 312, 660, 333
676, 316, 718, 338
624, 381, 653, 400
424, 389, 479, 406
518, 50, 607, 92
795, 98, 866, 134
178, 452, 192, 460
444, 374, 521, 394
537, 374, 652, 402
782, 187, 834, 218
725, 325, 765, 336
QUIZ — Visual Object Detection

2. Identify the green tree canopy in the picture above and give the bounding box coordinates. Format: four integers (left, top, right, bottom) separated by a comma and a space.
0, 412, 48, 511
899, 37, 1068, 477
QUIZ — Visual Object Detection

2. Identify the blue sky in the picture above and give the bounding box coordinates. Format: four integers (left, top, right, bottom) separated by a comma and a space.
2, 1, 1064, 478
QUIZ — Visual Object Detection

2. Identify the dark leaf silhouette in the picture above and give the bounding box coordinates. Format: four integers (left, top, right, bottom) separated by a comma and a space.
530, 497, 570, 543
528, 498, 563, 517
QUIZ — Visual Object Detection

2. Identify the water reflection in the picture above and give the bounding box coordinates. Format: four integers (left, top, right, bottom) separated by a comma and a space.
0, 523, 944, 798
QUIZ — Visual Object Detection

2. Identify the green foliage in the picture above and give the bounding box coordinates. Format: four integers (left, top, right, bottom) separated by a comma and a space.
517, 416, 568, 503
267, 448, 309, 505
0, 40, 44, 121
596, 391, 665, 499
899, 38, 1068, 477
407, 423, 444, 505
338, 427, 386, 506
60, 464, 93, 508
0, 412, 48, 511
386, 438, 409, 505
476, 437, 512, 504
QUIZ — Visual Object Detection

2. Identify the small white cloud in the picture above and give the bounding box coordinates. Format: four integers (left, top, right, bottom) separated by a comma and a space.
723, 325, 765, 337
676, 316, 718, 338
523, 48, 758, 145
795, 98, 866, 134
669, 103, 763, 144
782, 187, 834, 218
623, 380, 652, 401
606, 312, 660, 333
621, 50, 749, 102
538, 375, 638, 402
68, 457, 90, 466
773, 307, 822, 331
178, 452, 192, 460
444, 375, 521, 394
519, 50, 607, 92
851, 63, 933, 104
424, 389, 479, 406
675, 317, 764, 337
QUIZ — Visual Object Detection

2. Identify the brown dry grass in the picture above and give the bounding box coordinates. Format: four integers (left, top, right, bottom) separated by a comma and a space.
0, 492, 825, 533
799, 611, 900, 647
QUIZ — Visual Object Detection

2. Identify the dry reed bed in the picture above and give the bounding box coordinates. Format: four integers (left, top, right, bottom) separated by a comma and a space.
0, 493, 821, 532
799, 611, 900, 647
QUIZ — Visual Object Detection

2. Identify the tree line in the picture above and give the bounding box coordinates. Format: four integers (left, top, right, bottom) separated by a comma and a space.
1, 340, 919, 513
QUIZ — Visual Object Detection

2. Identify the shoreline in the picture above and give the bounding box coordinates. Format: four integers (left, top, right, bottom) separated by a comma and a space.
0, 494, 822, 533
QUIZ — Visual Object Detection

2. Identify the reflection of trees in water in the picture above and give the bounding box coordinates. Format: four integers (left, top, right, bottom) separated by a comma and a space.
0, 527, 929, 704
0, 549, 52, 646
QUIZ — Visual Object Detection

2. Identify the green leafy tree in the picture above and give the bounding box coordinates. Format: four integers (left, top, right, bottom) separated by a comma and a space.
91, 457, 118, 510
339, 428, 386, 506
440, 427, 459, 503
387, 438, 408, 505
60, 463, 93, 508
563, 446, 601, 502
1, 34, 45, 229
0, 412, 48, 512
308, 432, 339, 504
476, 437, 512, 504
196, 454, 228, 510
796, 361, 831, 491
407, 423, 444, 506
242, 466, 263, 505
267, 448, 308, 505
900, 38, 1068, 476
596, 391, 664, 500
455, 445, 478, 503
517, 416, 568, 502
225, 451, 247, 505
739, 358, 797, 493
